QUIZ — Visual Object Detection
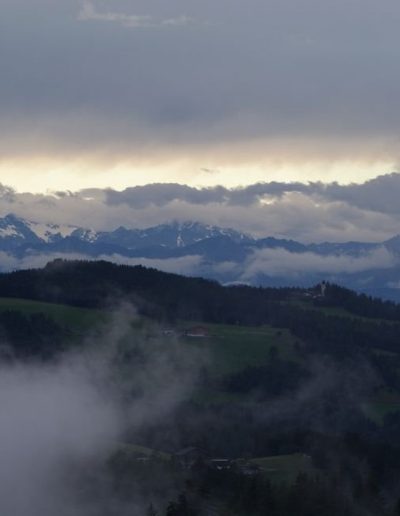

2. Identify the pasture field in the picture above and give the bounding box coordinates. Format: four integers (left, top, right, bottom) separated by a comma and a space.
115, 445, 312, 485
0, 298, 299, 371
248, 453, 314, 484
362, 391, 400, 423
4, 296, 399, 428
0, 297, 108, 331
180, 322, 298, 376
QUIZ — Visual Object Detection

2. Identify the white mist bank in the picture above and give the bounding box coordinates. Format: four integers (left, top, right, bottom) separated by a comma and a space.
0, 359, 120, 516
0, 305, 203, 516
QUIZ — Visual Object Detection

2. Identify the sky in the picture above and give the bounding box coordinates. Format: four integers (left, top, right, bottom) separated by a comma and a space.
1, 0, 400, 193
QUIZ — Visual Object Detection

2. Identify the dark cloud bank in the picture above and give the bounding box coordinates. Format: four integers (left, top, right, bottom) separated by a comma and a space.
1, 173, 399, 242
2, 0, 400, 155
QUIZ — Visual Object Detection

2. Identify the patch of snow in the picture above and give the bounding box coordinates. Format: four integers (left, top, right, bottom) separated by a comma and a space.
0, 226, 20, 238
51, 224, 77, 238
26, 221, 76, 242
30, 223, 66, 241
79, 229, 99, 243
177, 234, 185, 247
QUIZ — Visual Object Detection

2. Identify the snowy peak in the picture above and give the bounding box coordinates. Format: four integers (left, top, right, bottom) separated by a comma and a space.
0, 215, 396, 264
0, 214, 42, 245
1, 214, 400, 302
163, 221, 253, 246
70, 228, 99, 243
0, 215, 252, 251
0, 214, 77, 245
92, 221, 253, 250
26, 220, 76, 243
176, 233, 185, 248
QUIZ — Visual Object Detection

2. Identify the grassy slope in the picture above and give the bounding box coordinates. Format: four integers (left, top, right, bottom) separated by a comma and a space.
362, 391, 400, 423
2, 295, 400, 427
180, 322, 297, 376
115, 444, 310, 486
0, 297, 108, 332
175, 322, 300, 406
0, 296, 379, 483
248, 453, 314, 483
0, 297, 298, 370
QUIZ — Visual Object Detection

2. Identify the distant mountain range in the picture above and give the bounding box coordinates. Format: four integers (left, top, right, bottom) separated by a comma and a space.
1, 213, 400, 301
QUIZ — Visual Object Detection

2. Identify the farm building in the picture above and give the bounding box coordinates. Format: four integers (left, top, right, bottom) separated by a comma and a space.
185, 326, 209, 338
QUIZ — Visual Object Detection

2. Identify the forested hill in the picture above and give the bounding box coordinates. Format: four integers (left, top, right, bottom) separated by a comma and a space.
0, 258, 399, 323
0, 259, 292, 321
1, 259, 400, 363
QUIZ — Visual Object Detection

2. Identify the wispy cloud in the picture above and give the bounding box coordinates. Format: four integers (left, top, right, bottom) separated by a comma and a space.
78, 1, 194, 29
239, 247, 397, 281
0, 251, 204, 278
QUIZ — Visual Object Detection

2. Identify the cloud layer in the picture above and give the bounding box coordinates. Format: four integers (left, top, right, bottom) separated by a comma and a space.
0, 174, 399, 285
1, 0, 400, 189
78, 1, 194, 29
240, 247, 396, 281
0, 173, 399, 244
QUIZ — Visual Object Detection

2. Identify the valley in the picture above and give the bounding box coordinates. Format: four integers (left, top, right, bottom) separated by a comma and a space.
0, 261, 399, 513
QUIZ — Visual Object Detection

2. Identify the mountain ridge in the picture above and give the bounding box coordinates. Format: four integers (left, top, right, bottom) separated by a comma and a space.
1, 213, 400, 301
0, 212, 390, 251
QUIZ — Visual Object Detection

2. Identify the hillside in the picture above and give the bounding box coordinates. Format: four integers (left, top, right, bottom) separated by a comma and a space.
0, 260, 400, 416
1, 261, 400, 514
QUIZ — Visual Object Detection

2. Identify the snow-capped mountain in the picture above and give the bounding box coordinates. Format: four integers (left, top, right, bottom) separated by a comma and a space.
0, 214, 76, 248
79, 221, 253, 250
1, 213, 400, 301
0, 215, 253, 254
0, 213, 392, 256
